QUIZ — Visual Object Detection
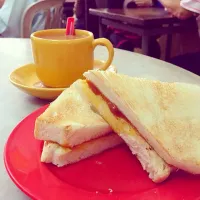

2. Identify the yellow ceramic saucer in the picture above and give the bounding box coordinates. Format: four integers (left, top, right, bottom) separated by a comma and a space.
9, 60, 117, 100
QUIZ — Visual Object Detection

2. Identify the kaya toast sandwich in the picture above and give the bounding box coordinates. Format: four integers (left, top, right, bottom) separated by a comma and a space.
35, 80, 123, 166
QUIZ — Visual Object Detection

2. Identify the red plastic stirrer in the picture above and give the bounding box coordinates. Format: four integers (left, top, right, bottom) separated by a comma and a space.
66, 17, 75, 36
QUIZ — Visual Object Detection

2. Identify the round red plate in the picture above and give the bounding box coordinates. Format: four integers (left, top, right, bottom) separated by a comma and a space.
4, 105, 200, 200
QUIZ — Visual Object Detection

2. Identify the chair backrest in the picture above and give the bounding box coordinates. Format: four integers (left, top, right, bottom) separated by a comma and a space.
21, 0, 64, 38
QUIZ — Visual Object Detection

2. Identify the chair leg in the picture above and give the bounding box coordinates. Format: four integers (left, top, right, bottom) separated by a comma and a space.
142, 35, 150, 56
165, 33, 172, 61
84, 0, 88, 30
99, 17, 106, 37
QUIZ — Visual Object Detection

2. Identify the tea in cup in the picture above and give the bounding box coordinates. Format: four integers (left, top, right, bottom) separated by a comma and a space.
31, 29, 114, 88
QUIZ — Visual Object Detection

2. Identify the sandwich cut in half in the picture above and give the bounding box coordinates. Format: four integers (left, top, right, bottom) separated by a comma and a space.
75, 77, 173, 183
81, 70, 200, 180
34, 81, 113, 147
34, 80, 123, 166
76, 70, 200, 183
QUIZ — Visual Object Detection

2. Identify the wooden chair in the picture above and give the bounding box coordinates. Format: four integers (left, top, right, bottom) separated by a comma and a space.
21, 0, 64, 38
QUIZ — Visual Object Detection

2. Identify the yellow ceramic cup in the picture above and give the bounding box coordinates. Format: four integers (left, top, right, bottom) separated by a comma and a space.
31, 29, 114, 88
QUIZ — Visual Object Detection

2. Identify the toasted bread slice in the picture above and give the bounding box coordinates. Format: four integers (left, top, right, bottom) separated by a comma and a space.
76, 79, 172, 183
41, 133, 123, 166
83, 70, 200, 175
34, 80, 112, 147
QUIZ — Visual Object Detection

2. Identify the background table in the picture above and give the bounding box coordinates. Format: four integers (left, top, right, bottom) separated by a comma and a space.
89, 8, 198, 60
0, 38, 200, 200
